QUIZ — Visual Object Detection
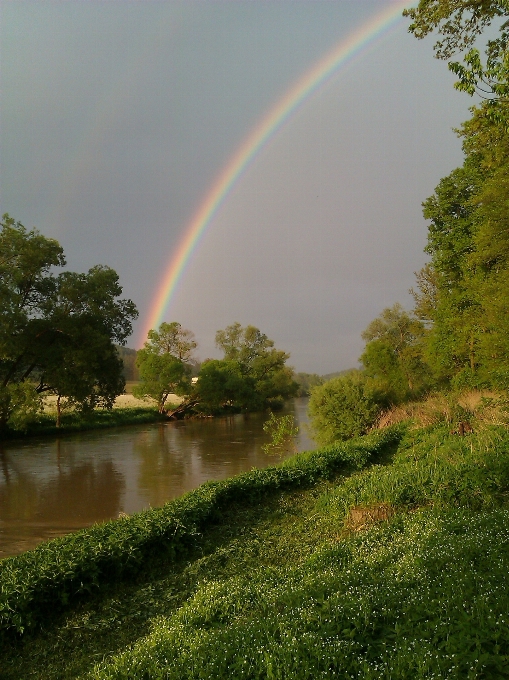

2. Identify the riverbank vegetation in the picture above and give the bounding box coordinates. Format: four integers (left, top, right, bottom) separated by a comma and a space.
0, 406, 167, 441
134, 321, 299, 418
308, 2, 509, 446
3, 423, 509, 677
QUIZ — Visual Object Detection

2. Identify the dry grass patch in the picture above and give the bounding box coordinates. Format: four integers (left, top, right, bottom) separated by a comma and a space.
373, 390, 509, 432
346, 503, 396, 531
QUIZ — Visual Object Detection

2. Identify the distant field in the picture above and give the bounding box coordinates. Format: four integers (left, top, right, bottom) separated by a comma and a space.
43, 389, 182, 412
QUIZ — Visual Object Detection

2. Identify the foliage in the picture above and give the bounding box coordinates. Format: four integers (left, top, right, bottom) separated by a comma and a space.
0, 215, 137, 430
308, 372, 384, 445
196, 323, 298, 413
134, 323, 195, 413
261, 412, 299, 457
294, 372, 324, 396
360, 303, 432, 402
0, 427, 402, 638
0, 406, 166, 441
404, 0, 509, 124
116, 346, 139, 382
413, 101, 509, 389
404, 1, 509, 60
0, 381, 42, 432
194, 359, 253, 413
319, 425, 509, 518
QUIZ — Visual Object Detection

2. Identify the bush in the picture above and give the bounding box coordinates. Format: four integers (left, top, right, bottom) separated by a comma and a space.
308, 373, 384, 445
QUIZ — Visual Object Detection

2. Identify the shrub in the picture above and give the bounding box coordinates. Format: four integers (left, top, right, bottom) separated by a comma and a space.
308, 373, 384, 445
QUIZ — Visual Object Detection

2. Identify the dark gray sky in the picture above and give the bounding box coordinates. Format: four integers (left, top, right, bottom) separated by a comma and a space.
1, 1, 474, 373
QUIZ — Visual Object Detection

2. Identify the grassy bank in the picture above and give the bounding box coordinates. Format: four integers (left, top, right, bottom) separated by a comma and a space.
0, 406, 167, 441
2, 424, 509, 678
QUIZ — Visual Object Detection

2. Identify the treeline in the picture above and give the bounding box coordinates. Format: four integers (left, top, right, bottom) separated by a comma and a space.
309, 5, 509, 445
133, 321, 298, 416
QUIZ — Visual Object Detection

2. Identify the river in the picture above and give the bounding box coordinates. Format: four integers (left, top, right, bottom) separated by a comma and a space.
0, 398, 314, 558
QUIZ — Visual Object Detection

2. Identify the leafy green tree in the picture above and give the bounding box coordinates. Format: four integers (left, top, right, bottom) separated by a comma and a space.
196, 323, 298, 413
308, 372, 383, 445
134, 322, 195, 412
404, 1, 508, 60
415, 101, 509, 388
216, 323, 298, 404
194, 359, 253, 413
360, 304, 432, 402
404, 1, 509, 120
0, 215, 137, 430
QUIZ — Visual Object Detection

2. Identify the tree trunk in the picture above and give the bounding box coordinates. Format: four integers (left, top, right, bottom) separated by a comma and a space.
56, 395, 61, 428
165, 399, 198, 420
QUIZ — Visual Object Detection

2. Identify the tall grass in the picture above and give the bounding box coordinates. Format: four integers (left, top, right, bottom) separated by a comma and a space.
374, 390, 509, 430
318, 426, 509, 521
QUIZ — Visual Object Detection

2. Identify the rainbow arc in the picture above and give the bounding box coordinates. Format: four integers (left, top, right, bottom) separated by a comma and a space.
141, 1, 410, 345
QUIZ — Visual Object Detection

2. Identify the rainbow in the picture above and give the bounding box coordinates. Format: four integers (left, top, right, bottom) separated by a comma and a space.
141, 1, 410, 345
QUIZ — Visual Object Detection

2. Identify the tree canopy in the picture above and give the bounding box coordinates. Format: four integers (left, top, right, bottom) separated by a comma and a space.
404, 1, 508, 58
0, 214, 138, 430
196, 323, 298, 413
133, 322, 196, 413
412, 100, 509, 388
360, 304, 430, 404
404, 0, 509, 111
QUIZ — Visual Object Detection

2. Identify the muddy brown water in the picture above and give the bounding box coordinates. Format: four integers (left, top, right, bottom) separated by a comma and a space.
0, 399, 314, 558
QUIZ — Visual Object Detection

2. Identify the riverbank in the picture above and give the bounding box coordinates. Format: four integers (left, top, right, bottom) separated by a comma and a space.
2, 423, 509, 678
0, 406, 168, 441
0, 391, 186, 442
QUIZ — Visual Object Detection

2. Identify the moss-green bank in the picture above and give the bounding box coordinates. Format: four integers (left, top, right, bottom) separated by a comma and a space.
2, 425, 509, 679
0, 407, 166, 441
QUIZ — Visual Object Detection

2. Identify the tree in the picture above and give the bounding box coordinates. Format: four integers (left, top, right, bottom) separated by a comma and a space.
404, 1, 509, 60
195, 359, 254, 413
261, 412, 299, 457
0, 215, 138, 430
134, 322, 195, 413
308, 372, 383, 445
413, 98, 509, 388
196, 323, 298, 413
404, 1, 509, 116
360, 305, 431, 402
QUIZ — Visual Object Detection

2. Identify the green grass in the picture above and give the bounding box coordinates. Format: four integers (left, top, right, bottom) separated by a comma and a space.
2, 424, 509, 678
0, 406, 166, 441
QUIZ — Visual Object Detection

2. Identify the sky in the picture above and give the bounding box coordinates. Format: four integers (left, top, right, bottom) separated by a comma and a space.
1, 1, 476, 374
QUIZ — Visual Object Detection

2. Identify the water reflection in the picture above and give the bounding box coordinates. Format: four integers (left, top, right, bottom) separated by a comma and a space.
0, 399, 314, 558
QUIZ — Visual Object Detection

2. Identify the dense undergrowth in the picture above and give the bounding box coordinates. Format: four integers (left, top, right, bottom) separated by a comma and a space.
2, 424, 509, 678
0, 406, 165, 441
